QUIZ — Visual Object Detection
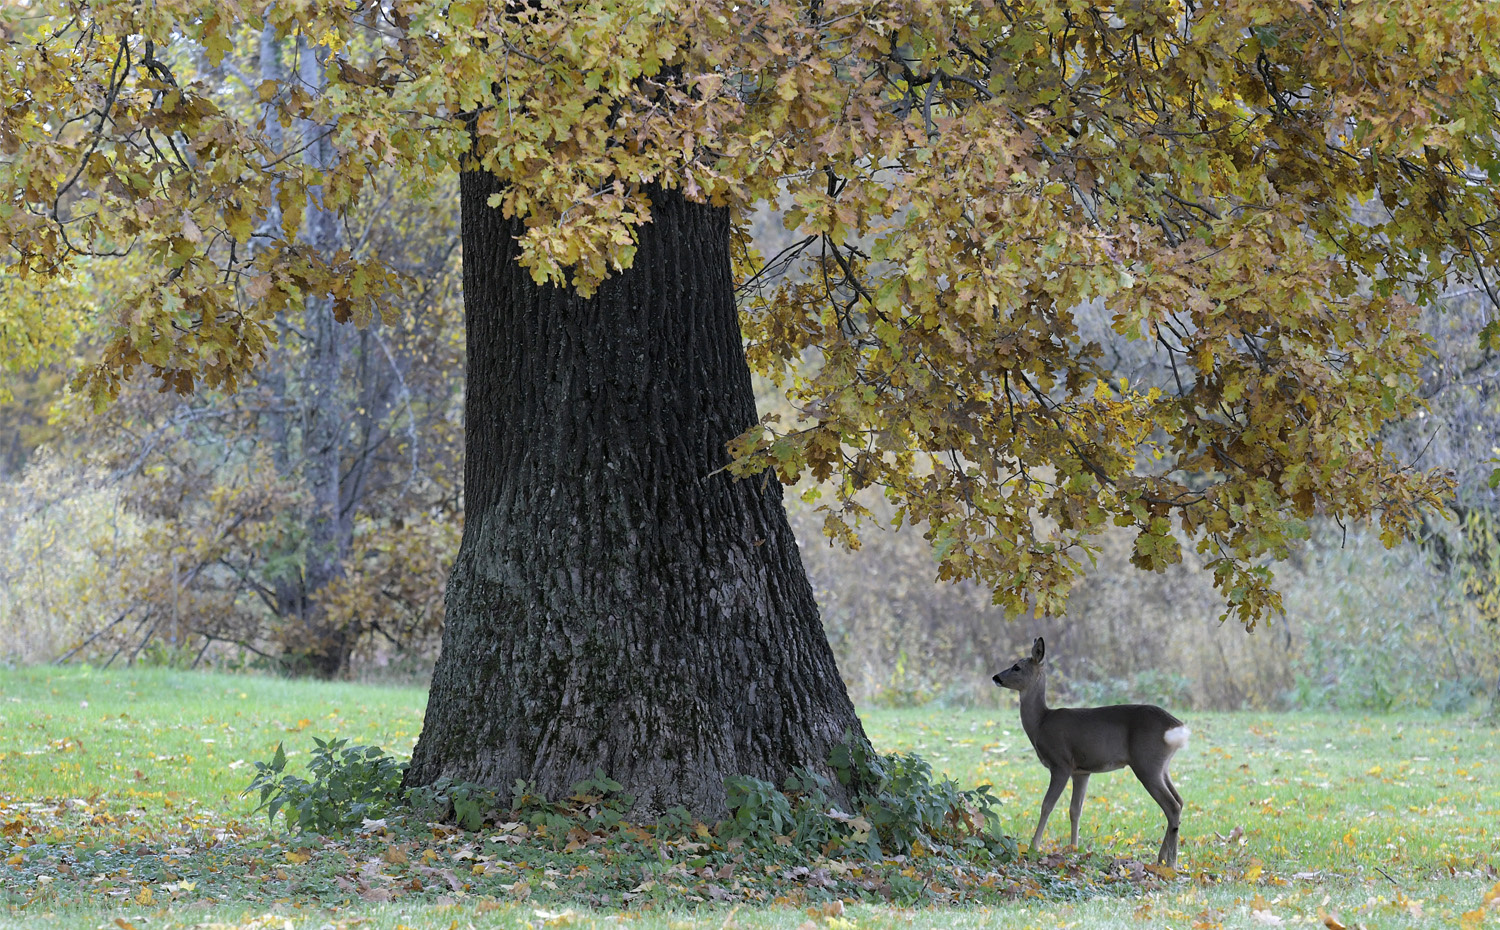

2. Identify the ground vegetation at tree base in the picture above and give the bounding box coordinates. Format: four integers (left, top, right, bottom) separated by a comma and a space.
0, 667, 1496, 929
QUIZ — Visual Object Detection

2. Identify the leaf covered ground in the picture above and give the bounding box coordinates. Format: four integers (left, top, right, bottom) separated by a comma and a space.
1, 666, 1497, 929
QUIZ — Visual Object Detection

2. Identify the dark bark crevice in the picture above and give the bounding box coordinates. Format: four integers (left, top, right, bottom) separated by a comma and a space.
405, 174, 866, 817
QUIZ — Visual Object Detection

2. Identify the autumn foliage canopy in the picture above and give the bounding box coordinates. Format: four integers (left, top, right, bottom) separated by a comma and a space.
4, 0, 1495, 622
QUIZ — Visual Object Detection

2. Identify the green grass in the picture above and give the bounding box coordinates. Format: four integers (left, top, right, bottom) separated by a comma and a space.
0, 665, 427, 817
2, 665, 1497, 930
861, 707, 1500, 876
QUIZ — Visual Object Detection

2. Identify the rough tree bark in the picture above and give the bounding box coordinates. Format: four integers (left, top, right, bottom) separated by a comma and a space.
404, 174, 867, 816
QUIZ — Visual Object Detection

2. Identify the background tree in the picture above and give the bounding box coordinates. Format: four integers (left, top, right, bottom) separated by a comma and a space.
1387, 289, 1500, 641
74, 173, 464, 674
4, 0, 1499, 815
1, 22, 464, 675
0, 173, 464, 673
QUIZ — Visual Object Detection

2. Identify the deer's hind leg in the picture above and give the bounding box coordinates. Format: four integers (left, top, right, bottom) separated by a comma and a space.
1131, 762, 1183, 868
1165, 770, 1182, 808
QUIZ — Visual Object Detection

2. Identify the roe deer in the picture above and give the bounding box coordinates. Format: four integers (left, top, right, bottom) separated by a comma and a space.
992, 637, 1190, 867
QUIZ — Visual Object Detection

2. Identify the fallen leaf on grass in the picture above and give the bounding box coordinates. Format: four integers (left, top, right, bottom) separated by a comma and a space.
1394, 894, 1423, 918
1192, 909, 1224, 930
1318, 907, 1347, 930
1250, 910, 1283, 926
416, 864, 465, 892
1458, 881, 1500, 929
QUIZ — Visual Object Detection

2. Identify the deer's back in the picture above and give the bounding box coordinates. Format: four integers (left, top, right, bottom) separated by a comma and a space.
1034, 704, 1184, 774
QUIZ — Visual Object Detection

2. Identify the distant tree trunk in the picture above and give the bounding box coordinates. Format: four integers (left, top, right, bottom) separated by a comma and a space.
404, 175, 866, 816
275, 36, 352, 676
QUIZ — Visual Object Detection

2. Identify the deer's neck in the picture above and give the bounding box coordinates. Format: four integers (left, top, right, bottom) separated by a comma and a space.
1019, 670, 1049, 739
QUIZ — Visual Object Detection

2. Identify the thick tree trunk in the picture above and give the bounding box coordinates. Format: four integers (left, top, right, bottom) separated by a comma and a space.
405, 174, 866, 817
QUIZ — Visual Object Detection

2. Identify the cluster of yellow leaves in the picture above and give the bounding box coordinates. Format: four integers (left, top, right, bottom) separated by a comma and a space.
4, 0, 1497, 621
1459, 880, 1500, 929
0, 272, 91, 402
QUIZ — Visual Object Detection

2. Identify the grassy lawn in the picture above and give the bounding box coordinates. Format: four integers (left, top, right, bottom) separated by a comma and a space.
861, 706, 1499, 877
1, 665, 1497, 929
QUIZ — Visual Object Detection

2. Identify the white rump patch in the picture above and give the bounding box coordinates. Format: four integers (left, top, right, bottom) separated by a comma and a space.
1163, 726, 1191, 751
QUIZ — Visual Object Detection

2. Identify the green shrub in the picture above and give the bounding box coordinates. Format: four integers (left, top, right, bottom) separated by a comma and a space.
508, 769, 633, 843
404, 776, 506, 831
244, 735, 1014, 868
721, 735, 1015, 864
722, 773, 799, 844
829, 734, 1013, 860
243, 738, 407, 833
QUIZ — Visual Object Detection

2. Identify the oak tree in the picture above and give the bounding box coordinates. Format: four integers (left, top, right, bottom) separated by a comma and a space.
4, 0, 1496, 814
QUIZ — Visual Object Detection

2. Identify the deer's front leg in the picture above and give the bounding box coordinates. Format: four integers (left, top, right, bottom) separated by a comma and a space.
1032, 768, 1069, 856
1068, 772, 1090, 849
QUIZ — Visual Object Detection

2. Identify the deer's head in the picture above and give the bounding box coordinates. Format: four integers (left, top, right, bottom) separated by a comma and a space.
992, 637, 1045, 691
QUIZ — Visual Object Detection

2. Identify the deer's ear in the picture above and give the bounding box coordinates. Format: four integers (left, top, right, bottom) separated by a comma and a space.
1031, 637, 1045, 662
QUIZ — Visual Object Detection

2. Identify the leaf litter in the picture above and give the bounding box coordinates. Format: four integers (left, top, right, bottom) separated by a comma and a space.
1, 782, 1194, 919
